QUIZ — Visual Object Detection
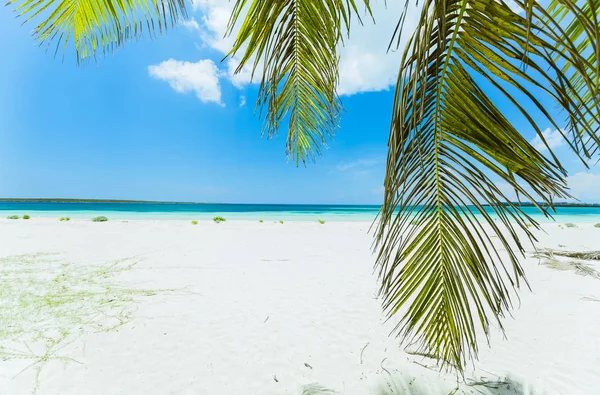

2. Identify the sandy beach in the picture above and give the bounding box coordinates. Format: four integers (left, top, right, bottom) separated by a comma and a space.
0, 218, 599, 395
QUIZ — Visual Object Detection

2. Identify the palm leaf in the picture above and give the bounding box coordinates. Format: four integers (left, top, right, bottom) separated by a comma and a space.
547, 0, 600, 157
7, 0, 187, 61
225, 0, 370, 164
375, 0, 600, 371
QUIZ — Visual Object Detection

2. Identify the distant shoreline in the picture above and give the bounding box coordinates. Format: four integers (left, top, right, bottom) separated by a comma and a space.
0, 198, 201, 204
0, 199, 598, 208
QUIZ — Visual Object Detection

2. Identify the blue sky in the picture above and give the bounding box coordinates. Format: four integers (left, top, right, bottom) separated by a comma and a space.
0, 0, 599, 204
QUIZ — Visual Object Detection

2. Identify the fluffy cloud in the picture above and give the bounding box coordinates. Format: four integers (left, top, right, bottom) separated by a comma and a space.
530, 128, 565, 151
191, 0, 237, 53
189, 0, 421, 94
148, 59, 224, 105
338, 1, 421, 95
566, 172, 600, 203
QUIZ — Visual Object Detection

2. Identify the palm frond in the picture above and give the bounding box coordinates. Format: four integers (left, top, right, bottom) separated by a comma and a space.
225, 0, 369, 164
375, 0, 600, 371
8, 0, 187, 61
547, 0, 600, 157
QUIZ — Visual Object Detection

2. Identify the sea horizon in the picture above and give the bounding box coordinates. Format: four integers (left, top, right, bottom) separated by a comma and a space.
2, 199, 600, 222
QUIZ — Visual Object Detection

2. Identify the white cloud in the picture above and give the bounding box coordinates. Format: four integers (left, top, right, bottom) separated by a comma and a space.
177, 0, 524, 97
566, 172, 600, 203
531, 128, 565, 151
225, 56, 258, 88
337, 158, 383, 172
190, 0, 421, 95
181, 18, 200, 32
239, 95, 247, 107
192, 0, 237, 53
148, 59, 224, 105
188, 0, 259, 87
337, 1, 421, 95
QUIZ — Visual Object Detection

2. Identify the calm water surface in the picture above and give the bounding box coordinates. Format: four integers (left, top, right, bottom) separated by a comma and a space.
1, 201, 600, 222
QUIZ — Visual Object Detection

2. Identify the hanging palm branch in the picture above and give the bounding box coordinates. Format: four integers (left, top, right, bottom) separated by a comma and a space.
7, 0, 187, 61
547, 0, 600, 157
374, 0, 600, 370
225, 0, 370, 164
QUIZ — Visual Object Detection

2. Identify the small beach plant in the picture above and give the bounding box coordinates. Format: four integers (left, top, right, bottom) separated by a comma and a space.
595, 224, 600, 228
565, 223, 577, 228
191, 220, 198, 225
279, 220, 284, 224
259, 219, 263, 223
213, 216, 226, 223
7, 215, 20, 220
318, 219, 325, 224
22, 215, 30, 219
92, 216, 108, 222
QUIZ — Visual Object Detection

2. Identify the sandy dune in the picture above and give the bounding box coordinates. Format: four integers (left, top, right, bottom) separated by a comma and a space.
0, 219, 599, 394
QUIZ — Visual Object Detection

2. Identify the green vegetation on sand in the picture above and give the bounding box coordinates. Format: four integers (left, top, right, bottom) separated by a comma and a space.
213, 216, 226, 223
0, 253, 177, 394
7, 215, 20, 220
191, 220, 198, 225
92, 216, 109, 222
22, 215, 30, 219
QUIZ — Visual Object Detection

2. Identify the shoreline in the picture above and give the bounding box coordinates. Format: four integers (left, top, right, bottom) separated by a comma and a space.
2, 212, 600, 224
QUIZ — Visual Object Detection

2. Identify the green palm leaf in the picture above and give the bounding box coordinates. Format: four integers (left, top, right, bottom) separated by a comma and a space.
8, 0, 187, 61
547, 0, 600, 157
375, 0, 600, 371
225, 0, 369, 164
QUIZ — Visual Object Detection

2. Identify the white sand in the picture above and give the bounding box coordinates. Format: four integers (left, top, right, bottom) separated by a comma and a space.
0, 218, 599, 394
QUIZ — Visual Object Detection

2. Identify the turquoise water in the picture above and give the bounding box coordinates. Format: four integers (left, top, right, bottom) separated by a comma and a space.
1, 201, 600, 222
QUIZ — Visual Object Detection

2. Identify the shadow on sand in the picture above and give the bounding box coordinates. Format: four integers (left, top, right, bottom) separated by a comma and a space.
300, 374, 542, 395
376, 374, 542, 395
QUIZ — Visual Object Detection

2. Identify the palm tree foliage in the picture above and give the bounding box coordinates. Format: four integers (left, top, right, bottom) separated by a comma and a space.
375, 0, 600, 370
7, 0, 186, 61
8, 0, 600, 372
226, 0, 369, 164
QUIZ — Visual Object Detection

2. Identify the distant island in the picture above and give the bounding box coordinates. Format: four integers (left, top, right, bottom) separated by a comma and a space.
0, 198, 201, 204
0, 198, 598, 207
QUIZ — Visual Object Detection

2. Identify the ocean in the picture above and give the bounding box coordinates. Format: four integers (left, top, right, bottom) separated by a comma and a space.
1, 201, 600, 222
